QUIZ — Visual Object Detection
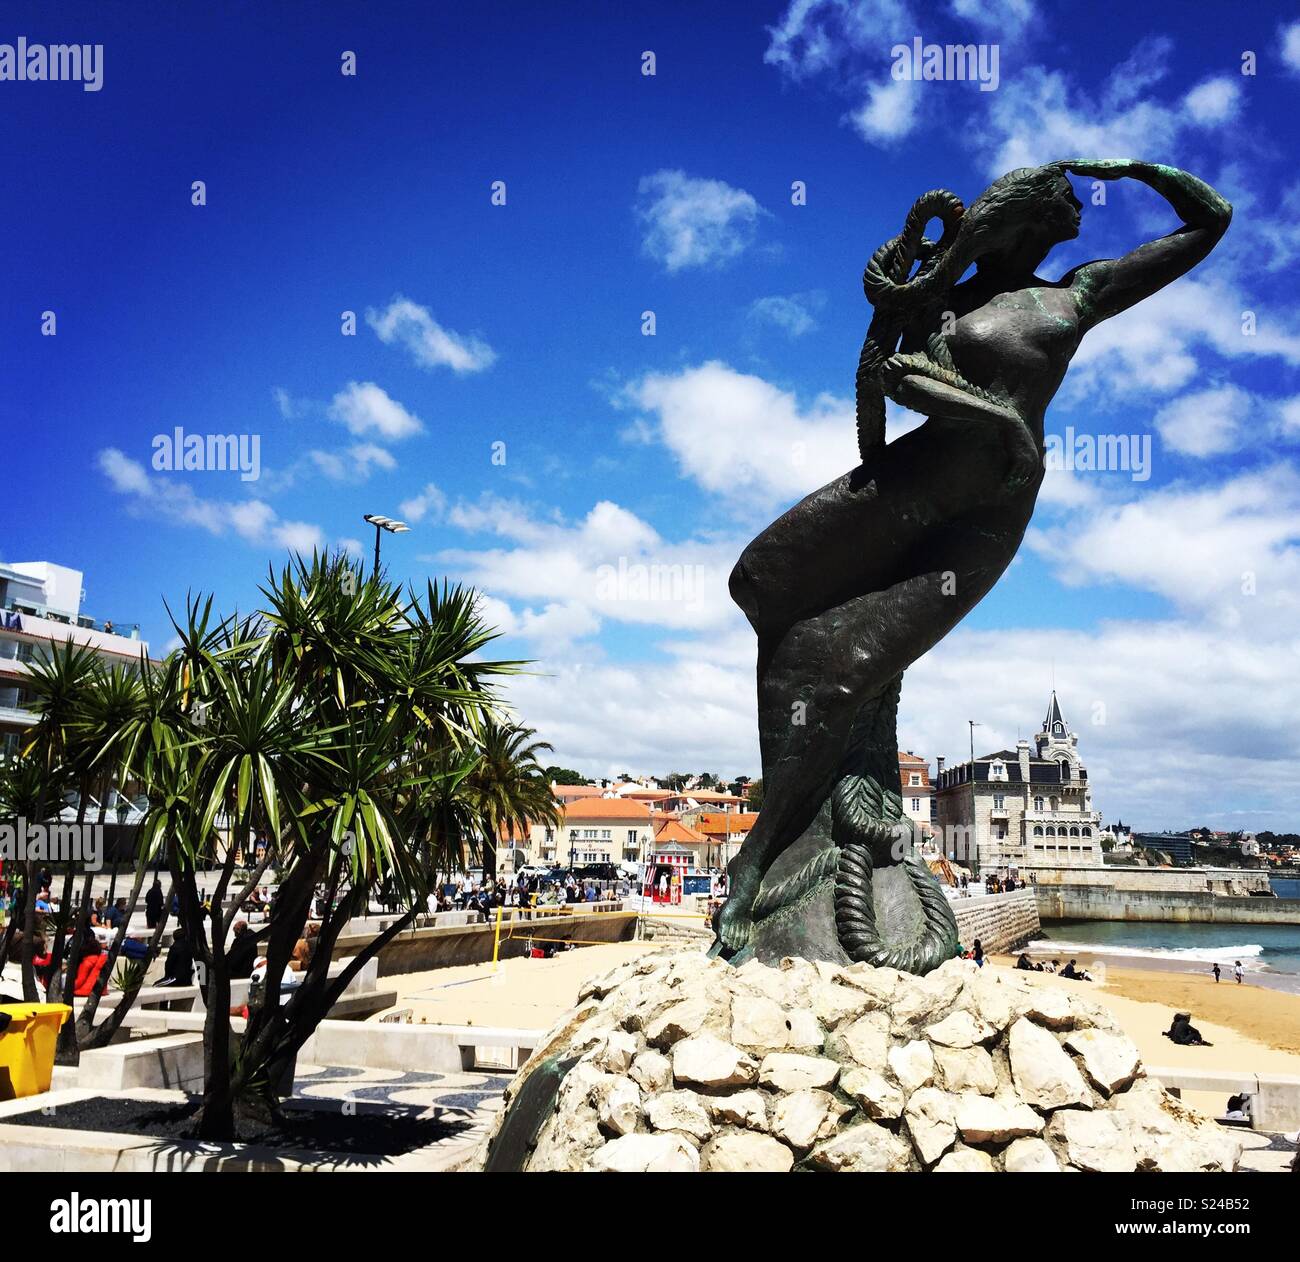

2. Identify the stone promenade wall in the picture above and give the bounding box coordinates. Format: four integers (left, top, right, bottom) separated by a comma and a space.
952, 889, 1041, 955
1036, 885, 1300, 925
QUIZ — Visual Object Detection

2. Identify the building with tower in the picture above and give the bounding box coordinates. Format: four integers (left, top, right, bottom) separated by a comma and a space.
934, 691, 1102, 877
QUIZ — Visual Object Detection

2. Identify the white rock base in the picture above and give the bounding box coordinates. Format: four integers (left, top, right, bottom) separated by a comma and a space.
473, 951, 1241, 1173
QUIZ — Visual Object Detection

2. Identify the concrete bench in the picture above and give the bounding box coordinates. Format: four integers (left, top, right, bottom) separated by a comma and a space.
298, 1018, 539, 1074
1150, 1065, 1300, 1132
76, 1033, 206, 1092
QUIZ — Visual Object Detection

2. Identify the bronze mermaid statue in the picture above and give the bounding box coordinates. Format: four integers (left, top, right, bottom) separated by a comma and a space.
712, 159, 1231, 972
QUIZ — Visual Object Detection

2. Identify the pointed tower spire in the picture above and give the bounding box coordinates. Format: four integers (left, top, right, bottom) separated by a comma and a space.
1043, 690, 1065, 734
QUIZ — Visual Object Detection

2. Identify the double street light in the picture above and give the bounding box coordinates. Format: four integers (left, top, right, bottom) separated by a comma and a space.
363, 513, 410, 575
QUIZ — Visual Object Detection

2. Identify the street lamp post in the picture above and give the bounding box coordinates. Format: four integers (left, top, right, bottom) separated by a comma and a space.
363, 514, 410, 576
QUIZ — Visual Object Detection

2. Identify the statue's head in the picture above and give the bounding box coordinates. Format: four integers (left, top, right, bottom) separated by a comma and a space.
963, 164, 1081, 269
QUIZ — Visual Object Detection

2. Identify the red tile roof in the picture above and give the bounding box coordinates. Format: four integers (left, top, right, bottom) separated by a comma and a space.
561, 798, 652, 821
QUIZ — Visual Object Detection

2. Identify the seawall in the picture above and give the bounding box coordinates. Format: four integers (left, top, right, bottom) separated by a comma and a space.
1035, 885, 1300, 925
951, 888, 1041, 954
337, 905, 637, 976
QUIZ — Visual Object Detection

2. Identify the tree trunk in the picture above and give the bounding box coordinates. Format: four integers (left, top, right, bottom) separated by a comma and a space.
77, 856, 150, 1042
19, 859, 38, 1001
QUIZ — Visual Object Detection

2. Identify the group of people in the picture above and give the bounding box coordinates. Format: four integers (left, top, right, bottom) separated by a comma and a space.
428, 872, 626, 922
1014, 953, 1093, 980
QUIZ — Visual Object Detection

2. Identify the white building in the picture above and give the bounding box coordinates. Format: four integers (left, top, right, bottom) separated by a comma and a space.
934, 692, 1102, 877
0, 561, 150, 759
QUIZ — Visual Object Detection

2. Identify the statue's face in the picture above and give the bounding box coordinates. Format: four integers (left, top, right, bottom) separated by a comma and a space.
1043, 175, 1083, 243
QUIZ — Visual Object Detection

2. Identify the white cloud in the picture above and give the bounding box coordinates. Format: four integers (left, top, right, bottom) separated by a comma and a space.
309, 443, 397, 481
625, 361, 923, 508
1061, 275, 1300, 405
636, 171, 764, 273
747, 292, 824, 337
1153, 385, 1252, 457
979, 60, 1223, 175
366, 297, 496, 374
431, 493, 740, 645
400, 482, 447, 524
1183, 76, 1240, 124
1027, 464, 1300, 620
1282, 20, 1300, 74
949, 0, 1033, 35
97, 449, 324, 553
848, 77, 918, 143
327, 382, 424, 440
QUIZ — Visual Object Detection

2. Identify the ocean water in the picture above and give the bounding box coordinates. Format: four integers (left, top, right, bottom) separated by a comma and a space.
1272, 877, 1300, 899
1028, 919, 1300, 981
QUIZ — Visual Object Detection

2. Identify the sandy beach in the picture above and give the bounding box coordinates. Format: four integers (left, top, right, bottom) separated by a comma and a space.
387, 940, 1300, 1074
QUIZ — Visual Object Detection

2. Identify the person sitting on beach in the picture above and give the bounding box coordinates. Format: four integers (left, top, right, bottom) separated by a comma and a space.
1015, 953, 1033, 971
1163, 1011, 1212, 1047
1059, 958, 1087, 981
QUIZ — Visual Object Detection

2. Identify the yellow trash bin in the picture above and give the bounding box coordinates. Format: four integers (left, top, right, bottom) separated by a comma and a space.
0, 1003, 72, 1100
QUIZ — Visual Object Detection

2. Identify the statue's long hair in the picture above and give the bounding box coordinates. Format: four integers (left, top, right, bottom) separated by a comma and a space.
854, 165, 1065, 461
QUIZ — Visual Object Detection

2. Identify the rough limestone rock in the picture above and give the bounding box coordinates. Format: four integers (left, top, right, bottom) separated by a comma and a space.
1046, 1108, 1137, 1172
731, 995, 792, 1052
840, 1067, 905, 1120
702, 1131, 794, 1172
597, 1077, 641, 1136
933, 1147, 998, 1173
903, 1086, 957, 1165
760, 1052, 841, 1092
472, 950, 1243, 1173
1008, 1017, 1092, 1110
934, 1045, 998, 1096
771, 1088, 835, 1151
1064, 1028, 1141, 1097
646, 1089, 714, 1142
888, 1039, 936, 1093
1002, 1136, 1061, 1172
953, 1093, 1043, 1144
589, 1132, 699, 1172
672, 1032, 757, 1088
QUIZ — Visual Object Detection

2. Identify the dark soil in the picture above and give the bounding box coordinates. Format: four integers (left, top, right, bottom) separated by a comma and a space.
9, 1094, 467, 1156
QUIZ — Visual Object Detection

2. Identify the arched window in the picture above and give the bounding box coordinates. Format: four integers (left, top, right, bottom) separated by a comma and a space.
1054, 721, 1064, 736
1059, 759, 1070, 781
1069, 827, 1080, 837
1032, 826, 1044, 837
1033, 796, 1044, 812
1082, 826, 1092, 837
1045, 826, 1056, 836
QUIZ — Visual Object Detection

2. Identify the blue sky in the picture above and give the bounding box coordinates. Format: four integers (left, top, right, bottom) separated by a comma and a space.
5, 0, 1300, 829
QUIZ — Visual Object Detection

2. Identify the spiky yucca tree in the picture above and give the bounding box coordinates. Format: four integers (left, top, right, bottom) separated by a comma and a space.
126, 553, 522, 1139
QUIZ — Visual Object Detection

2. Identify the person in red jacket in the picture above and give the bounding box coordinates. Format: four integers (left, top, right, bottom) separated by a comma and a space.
72, 932, 107, 997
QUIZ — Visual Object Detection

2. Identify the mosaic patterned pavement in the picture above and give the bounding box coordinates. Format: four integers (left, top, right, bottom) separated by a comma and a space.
293, 1063, 511, 1117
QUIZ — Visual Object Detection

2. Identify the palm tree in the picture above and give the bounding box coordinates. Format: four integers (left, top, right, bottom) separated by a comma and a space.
467, 720, 559, 880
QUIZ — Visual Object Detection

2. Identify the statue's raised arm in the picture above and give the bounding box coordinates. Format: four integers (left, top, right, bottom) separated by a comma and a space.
1059, 159, 1233, 331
